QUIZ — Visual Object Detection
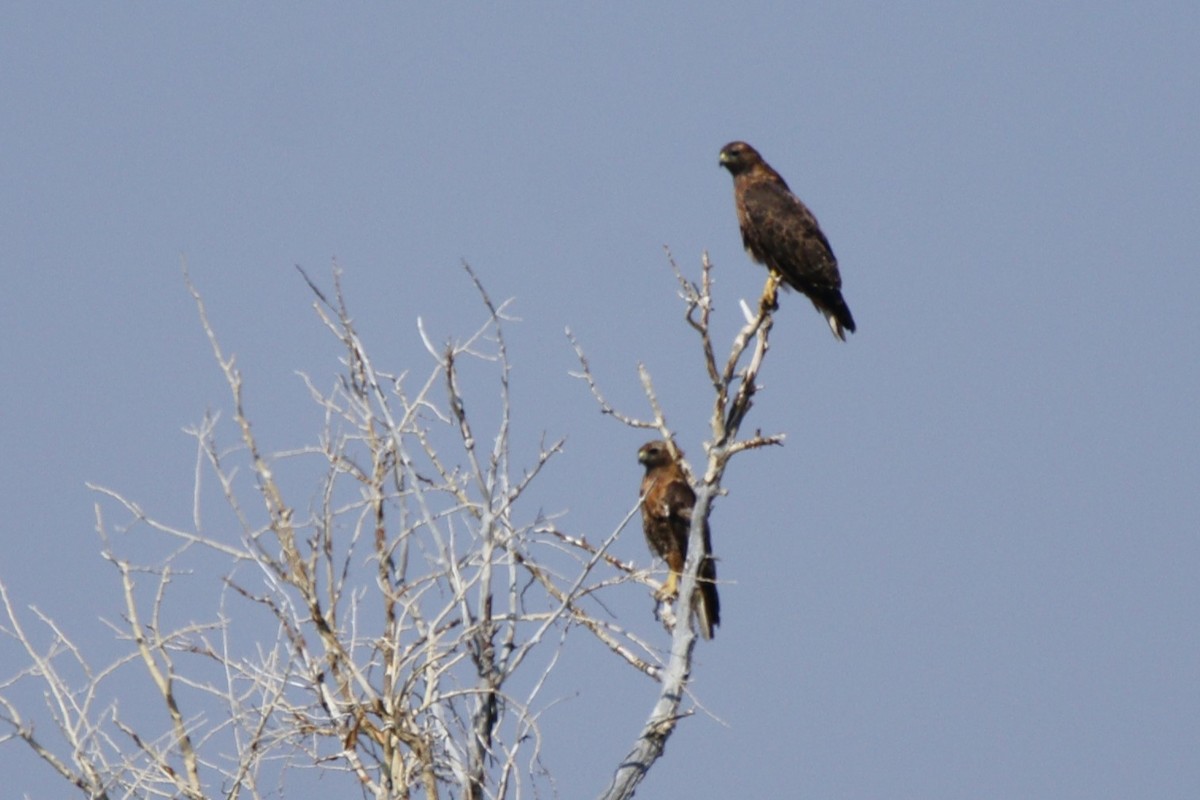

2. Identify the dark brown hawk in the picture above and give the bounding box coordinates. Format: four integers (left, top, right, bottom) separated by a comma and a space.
637, 440, 720, 639
719, 140, 856, 340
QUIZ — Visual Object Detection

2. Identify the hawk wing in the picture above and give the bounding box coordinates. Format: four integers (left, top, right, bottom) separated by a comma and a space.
739, 177, 840, 294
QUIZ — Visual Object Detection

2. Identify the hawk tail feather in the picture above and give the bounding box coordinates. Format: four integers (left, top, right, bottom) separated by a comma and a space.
817, 291, 856, 341
696, 557, 720, 640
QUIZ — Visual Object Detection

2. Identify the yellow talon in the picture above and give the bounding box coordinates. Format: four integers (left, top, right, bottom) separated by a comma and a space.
761, 272, 781, 311
656, 570, 679, 601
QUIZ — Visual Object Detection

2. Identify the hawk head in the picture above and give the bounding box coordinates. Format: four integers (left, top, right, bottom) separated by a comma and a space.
718, 141, 763, 176
637, 440, 677, 470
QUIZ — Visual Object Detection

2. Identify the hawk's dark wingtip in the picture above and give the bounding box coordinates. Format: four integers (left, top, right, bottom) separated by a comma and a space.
697, 566, 720, 639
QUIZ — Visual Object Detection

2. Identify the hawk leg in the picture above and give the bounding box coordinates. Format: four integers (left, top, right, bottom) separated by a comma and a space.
760, 271, 782, 311
655, 569, 680, 602
655, 550, 685, 601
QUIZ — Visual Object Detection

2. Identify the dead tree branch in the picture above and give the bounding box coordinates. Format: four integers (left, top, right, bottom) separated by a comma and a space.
584, 251, 784, 800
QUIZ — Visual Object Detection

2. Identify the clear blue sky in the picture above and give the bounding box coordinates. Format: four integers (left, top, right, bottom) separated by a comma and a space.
3, 3, 1198, 797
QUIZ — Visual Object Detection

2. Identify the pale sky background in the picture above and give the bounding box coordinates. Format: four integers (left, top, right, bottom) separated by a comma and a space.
3, 3, 1199, 798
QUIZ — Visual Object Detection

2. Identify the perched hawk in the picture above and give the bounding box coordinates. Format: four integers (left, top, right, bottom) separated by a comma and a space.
637, 440, 720, 639
719, 140, 856, 340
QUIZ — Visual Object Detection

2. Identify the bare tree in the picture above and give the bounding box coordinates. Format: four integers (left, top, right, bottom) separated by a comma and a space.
0, 256, 781, 799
